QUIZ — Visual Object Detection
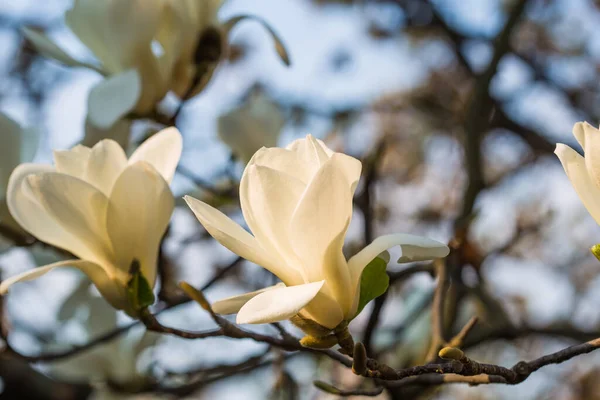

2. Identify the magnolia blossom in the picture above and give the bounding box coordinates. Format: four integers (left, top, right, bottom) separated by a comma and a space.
185, 135, 449, 330
23, 0, 288, 131
0, 128, 182, 315
0, 113, 39, 231
218, 92, 285, 163
555, 122, 600, 225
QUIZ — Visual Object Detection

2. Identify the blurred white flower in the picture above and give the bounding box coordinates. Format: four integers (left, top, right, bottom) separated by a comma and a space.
0, 128, 182, 315
556, 122, 600, 225
218, 92, 285, 163
185, 135, 448, 330
0, 113, 39, 231
23, 0, 289, 130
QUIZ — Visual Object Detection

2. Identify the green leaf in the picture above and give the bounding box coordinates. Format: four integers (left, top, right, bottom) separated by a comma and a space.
127, 259, 155, 311
353, 254, 390, 318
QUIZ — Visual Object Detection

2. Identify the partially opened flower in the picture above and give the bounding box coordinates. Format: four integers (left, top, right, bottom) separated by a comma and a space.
185, 135, 449, 333
0, 113, 39, 231
23, 0, 168, 129
23, 0, 290, 131
218, 92, 285, 163
556, 122, 600, 225
0, 128, 182, 316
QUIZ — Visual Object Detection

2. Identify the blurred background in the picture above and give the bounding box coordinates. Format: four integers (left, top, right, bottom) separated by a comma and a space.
1, 0, 600, 398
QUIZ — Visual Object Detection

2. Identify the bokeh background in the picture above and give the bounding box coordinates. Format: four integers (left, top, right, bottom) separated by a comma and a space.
1, 0, 600, 399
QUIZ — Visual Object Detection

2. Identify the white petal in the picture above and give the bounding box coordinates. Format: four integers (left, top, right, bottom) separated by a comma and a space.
237, 281, 324, 324
211, 283, 285, 315
128, 127, 182, 184
0, 259, 126, 310
8, 165, 110, 263
289, 156, 354, 312
86, 139, 127, 195
240, 165, 307, 282
300, 288, 344, 329
331, 151, 362, 194
107, 162, 174, 286
286, 134, 330, 172
22, 27, 100, 71
576, 122, 600, 188
88, 70, 141, 130
27, 172, 112, 263
348, 233, 450, 284
184, 196, 301, 283
246, 147, 313, 184
53, 145, 92, 180
555, 143, 600, 224
573, 121, 587, 149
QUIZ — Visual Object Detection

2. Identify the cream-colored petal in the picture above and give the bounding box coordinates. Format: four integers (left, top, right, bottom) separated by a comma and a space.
246, 147, 313, 184
107, 162, 174, 287
300, 288, 344, 329
556, 143, 600, 225
87, 70, 141, 130
184, 196, 301, 284
27, 172, 112, 263
240, 165, 307, 281
289, 156, 354, 311
22, 27, 101, 72
8, 165, 112, 263
330, 151, 362, 194
572, 121, 587, 149
347, 233, 450, 285
128, 127, 182, 184
287, 134, 330, 173
577, 122, 600, 188
0, 259, 126, 310
86, 139, 127, 195
236, 281, 324, 325
53, 145, 92, 180
211, 283, 285, 315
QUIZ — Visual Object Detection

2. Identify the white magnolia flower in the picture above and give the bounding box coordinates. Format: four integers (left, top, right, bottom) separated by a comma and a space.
0, 113, 39, 231
0, 128, 182, 315
218, 92, 285, 164
24, 0, 289, 130
23, 0, 169, 129
185, 135, 449, 330
556, 122, 600, 225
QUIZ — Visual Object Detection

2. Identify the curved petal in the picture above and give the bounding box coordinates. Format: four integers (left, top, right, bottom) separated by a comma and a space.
184, 196, 300, 284
211, 283, 285, 315
555, 143, 600, 225
54, 145, 92, 180
246, 147, 312, 184
240, 165, 307, 281
236, 281, 324, 325
331, 151, 362, 194
22, 27, 101, 72
88, 69, 141, 130
289, 156, 354, 310
129, 127, 182, 184
7, 164, 109, 263
0, 259, 126, 310
286, 135, 330, 174
107, 162, 174, 287
348, 233, 450, 284
86, 139, 127, 195
27, 172, 112, 263
300, 288, 344, 329
576, 122, 600, 188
